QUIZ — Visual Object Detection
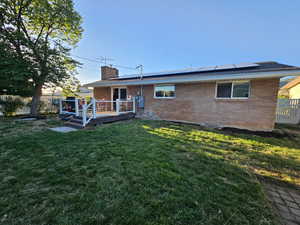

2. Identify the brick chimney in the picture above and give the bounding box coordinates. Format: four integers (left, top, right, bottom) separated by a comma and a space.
101, 66, 119, 80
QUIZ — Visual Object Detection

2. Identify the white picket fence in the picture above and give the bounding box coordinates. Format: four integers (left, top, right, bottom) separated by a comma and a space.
276, 99, 300, 124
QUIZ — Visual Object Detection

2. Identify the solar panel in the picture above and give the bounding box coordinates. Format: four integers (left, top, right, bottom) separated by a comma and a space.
214, 63, 259, 70
235, 62, 259, 68
215, 64, 235, 70
197, 66, 216, 72
117, 62, 260, 79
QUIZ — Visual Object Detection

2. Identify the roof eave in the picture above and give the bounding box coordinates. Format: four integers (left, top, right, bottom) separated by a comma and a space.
84, 70, 300, 88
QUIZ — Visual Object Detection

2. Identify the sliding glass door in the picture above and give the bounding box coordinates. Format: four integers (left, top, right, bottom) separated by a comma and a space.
112, 87, 127, 110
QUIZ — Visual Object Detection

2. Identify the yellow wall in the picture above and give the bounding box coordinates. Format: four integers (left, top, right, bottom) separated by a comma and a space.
289, 84, 300, 99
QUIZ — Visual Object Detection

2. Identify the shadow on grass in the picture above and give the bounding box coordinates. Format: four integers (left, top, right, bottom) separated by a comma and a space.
140, 120, 300, 186
0, 119, 279, 225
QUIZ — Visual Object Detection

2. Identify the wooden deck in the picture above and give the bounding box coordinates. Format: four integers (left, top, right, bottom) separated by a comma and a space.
90, 112, 135, 126
95, 111, 119, 117
60, 112, 136, 128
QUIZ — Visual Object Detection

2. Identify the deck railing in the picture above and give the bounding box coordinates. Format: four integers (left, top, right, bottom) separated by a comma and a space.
95, 99, 135, 114
59, 99, 77, 115
59, 98, 136, 127
82, 99, 96, 126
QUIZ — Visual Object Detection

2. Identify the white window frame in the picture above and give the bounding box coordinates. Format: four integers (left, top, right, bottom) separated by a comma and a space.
215, 80, 250, 99
154, 84, 176, 99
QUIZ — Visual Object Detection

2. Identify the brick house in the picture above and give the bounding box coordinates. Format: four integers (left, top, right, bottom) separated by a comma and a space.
84, 62, 300, 131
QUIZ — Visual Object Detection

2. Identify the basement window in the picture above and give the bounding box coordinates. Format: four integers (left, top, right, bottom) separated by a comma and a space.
154, 85, 175, 98
216, 81, 250, 99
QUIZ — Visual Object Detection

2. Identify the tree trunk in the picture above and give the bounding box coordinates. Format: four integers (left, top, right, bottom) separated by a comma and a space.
30, 83, 43, 116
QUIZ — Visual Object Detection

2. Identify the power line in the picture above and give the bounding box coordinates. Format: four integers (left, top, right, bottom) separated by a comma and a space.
112, 64, 137, 70
73, 55, 100, 63
95, 56, 114, 66
72, 54, 137, 70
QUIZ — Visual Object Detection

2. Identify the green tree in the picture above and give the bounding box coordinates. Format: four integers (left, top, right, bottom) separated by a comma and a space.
0, 41, 34, 96
0, 0, 83, 115
61, 76, 81, 97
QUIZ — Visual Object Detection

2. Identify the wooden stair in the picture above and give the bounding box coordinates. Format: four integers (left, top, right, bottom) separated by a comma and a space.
59, 113, 135, 129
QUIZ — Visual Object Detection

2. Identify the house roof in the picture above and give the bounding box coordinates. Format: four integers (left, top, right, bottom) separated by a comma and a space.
281, 76, 300, 90
84, 61, 300, 87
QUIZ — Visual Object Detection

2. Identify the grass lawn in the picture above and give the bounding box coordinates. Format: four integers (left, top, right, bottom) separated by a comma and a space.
0, 117, 299, 225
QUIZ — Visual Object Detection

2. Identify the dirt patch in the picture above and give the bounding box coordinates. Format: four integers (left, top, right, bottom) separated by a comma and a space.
163, 120, 297, 139
220, 127, 295, 139
0, 117, 63, 138
19, 115, 47, 119
3, 114, 49, 120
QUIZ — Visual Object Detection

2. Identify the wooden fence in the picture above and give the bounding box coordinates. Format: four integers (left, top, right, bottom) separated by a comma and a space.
276, 99, 300, 124
0, 95, 60, 116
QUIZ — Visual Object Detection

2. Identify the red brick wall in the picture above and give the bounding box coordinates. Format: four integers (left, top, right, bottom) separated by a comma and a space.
94, 87, 111, 100
127, 78, 279, 131
94, 78, 280, 131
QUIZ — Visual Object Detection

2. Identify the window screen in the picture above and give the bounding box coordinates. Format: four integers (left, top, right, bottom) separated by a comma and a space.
232, 82, 249, 98
216, 83, 232, 98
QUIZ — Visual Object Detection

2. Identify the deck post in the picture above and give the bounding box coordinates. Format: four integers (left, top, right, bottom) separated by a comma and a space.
75, 99, 79, 117
92, 98, 96, 119
82, 101, 87, 126
59, 99, 63, 114
133, 99, 136, 113
116, 99, 120, 114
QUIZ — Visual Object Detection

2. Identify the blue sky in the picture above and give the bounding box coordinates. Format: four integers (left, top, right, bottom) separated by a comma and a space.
72, 0, 300, 83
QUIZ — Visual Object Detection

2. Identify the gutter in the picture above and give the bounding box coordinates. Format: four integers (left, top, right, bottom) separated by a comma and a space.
84, 70, 300, 87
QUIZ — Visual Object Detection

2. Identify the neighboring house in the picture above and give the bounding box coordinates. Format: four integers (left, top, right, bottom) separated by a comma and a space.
279, 77, 300, 99
84, 62, 300, 131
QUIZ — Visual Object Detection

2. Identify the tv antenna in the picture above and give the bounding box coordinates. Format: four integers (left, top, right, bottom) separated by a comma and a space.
97, 56, 115, 66
136, 64, 144, 79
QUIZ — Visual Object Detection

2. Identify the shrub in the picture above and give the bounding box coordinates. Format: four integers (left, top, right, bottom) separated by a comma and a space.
0, 96, 24, 116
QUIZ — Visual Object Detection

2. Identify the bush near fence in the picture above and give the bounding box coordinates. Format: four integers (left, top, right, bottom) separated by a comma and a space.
0, 95, 60, 116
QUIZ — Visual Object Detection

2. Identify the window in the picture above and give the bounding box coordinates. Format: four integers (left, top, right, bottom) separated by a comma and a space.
232, 82, 250, 98
216, 83, 232, 98
154, 85, 175, 98
120, 88, 127, 100
216, 81, 250, 99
